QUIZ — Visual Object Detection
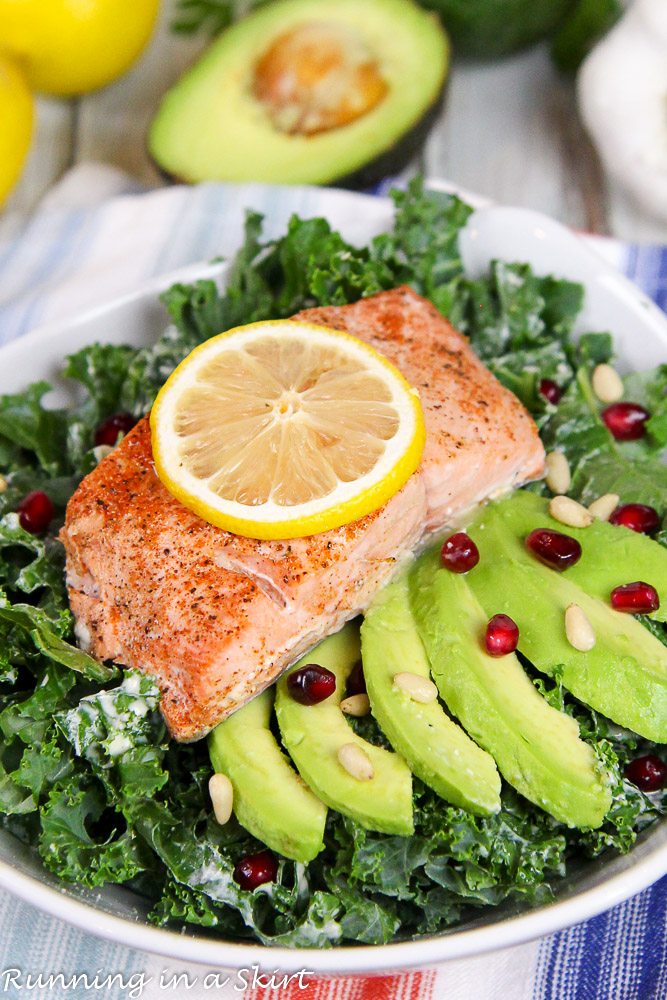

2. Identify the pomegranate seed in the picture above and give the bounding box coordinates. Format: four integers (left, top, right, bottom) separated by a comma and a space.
485, 614, 519, 656
601, 402, 650, 441
346, 660, 366, 696
625, 754, 667, 792
94, 412, 137, 447
287, 663, 336, 705
17, 491, 54, 534
609, 503, 660, 536
234, 850, 278, 891
539, 379, 562, 405
525, 527, 582, 571
441, 532, 480, 573
610, 581, 660, 614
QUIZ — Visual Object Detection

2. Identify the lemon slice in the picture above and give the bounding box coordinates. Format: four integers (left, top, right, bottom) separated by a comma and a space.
150, 320, 425, 540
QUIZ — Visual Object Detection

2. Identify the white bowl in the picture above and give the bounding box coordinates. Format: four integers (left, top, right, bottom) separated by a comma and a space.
1, 197, 666, 973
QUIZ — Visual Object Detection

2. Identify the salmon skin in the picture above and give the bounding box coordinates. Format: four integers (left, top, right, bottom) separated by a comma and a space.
62, 287, 544, 741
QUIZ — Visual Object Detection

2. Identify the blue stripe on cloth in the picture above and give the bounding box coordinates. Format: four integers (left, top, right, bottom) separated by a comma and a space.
0, 211, 82, 345
0, 894, 144, 999
12, 209, 100, 342
621, 243, 667, 314
535, 876, 667, 1000
0, 207, 96, 345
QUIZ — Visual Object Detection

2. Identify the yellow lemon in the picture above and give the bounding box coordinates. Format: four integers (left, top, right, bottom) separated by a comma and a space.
0, 55, 33, 207
151, 320, 426, 540
0, 0, 160, 96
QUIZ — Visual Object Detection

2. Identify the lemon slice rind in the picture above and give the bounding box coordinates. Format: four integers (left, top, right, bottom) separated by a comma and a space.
150, 320, 425, 540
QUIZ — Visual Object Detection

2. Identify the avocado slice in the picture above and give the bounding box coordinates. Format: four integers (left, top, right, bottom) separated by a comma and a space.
275, 621, 413, 836
467, 502, 667, 742
489, 491, 666, 623
149, 0, 449, 188
208, 688, 326, 863
410, 548, 612, 828
361, 572, 501, 815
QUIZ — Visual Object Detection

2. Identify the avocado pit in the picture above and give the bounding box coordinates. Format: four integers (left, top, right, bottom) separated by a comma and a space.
253, 21, 388, 135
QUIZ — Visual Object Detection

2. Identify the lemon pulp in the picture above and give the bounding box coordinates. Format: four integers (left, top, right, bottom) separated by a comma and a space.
151, 320, 425, 539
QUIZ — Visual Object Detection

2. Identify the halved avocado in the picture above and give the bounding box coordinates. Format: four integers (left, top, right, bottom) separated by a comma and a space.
149, 0, 449, 189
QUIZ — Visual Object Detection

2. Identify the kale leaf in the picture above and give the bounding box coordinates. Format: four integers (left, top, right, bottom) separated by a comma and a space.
542, 367, 667, 511
0, 176, 665, 947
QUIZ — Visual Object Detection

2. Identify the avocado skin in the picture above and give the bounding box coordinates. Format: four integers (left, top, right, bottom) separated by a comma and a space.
275, 621, 414, 836
319, 83, 446, 192
421, 0, 576, 58
361, 571, 501, 814
208, 688, 327, 863
467, 498, 667, 743
152, 79, 447, 193
551, 0, 622, 72
410, 547, 612, 829
493, 491, 666, 623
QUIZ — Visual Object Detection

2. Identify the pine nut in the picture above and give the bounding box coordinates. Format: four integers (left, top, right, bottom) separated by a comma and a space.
564, 603, 596, 652
588, 493, 620, 522
393, 672, 438, 704
592, 363, 624, 404
337, 743, 374, 781
0, 476, 6, 493
93, 444, 114, 464
209, 772, 234, 825
340, 694, 371, 717
549, 495, 593, 528
545, 451, 571, 495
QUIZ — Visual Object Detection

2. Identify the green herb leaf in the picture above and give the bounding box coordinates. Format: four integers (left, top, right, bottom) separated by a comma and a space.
542, 368, 667, 509
0, 599, 115, 683
171, 0, 268, 36
0, 383, 69, 476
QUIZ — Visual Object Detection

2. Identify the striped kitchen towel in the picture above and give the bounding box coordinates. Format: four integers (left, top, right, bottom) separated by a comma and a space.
0, 166, 665, 1000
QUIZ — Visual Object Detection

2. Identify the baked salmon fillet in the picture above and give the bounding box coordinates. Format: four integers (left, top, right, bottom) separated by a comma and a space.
62, 286, 544, 741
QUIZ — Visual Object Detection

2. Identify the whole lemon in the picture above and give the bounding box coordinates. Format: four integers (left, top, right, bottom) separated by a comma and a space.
0, 0, 160, 97
0, 54, 33, 207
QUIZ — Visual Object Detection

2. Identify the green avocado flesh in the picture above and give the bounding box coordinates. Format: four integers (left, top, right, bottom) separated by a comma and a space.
361, 572, 501, 815
149, 0, 449, 186
275, 622, 414, 836
207, 489, 667, 847
467, 497, 667, 743
208, 688, 326, 863
492, 491, 667, 623
410, 548, 612, 828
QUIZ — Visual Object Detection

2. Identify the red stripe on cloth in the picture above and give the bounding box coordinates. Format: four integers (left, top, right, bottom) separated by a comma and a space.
246, 969, 436, 1000
349, 970, 437, 1000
